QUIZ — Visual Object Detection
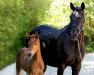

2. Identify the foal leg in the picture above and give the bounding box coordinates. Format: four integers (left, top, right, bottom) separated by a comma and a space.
57, 63, 66, 75
16, 59, 22, 75
16, 63, 22, 75
71, 63, 81, 75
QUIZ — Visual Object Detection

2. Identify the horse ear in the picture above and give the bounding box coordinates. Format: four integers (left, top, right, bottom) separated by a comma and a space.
81, 2, 85, 10
26, 32, 31, 39
35, 31, 39, 39
70, 2, 75, 11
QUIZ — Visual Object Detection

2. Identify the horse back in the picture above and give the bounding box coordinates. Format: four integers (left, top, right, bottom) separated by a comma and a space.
30, 25, 60, 37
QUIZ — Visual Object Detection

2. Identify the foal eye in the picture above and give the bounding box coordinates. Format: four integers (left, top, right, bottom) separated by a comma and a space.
35, 43, 37, 45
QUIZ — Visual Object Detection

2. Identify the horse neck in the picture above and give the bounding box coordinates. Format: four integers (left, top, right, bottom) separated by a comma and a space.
76, 30, 84, 46
33, 43, 42, 63
36, 47, 42, 62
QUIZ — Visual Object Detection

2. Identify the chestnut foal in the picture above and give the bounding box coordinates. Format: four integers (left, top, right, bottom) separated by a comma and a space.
16, 32, 44, 75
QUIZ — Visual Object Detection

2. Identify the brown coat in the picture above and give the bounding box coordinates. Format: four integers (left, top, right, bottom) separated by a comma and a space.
16, 32, 44, 75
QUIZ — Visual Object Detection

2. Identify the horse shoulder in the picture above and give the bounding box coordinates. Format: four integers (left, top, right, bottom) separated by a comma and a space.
16, 47, 28, 60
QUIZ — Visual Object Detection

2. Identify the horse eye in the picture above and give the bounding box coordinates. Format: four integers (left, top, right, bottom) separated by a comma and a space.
35, 43, 37, 45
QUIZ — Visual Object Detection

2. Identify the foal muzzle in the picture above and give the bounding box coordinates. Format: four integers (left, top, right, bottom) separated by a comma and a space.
27, 51, 35, 59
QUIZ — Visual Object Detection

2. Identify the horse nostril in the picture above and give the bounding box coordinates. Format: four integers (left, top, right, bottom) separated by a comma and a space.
28, 53, 31, 57
72, 33, 76, 38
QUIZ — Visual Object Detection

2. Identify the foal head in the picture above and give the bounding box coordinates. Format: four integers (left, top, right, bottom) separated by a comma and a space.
69, 2, 85, 40
26, 32, 40, 58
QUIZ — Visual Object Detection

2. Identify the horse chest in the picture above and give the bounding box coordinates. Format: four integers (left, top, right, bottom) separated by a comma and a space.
58, 39, 78, 64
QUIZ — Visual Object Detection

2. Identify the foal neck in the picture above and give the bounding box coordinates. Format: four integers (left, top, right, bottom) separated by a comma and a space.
36, 48, 42, 61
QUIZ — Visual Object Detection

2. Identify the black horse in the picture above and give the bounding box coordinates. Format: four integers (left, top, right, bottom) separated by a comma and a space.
25, 2, 85, 75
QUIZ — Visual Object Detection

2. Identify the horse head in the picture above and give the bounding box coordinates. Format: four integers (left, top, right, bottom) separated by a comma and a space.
26, 32, 40, 58
69, 2, 85, 40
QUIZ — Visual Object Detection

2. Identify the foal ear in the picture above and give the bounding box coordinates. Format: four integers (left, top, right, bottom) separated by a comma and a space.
35, 31, 39, 39
26, 32, 31, 39
70, 2, 75, 11
81, 2, 85, 10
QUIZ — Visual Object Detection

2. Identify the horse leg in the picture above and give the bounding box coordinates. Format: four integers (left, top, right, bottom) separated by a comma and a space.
71, 63, 81, 75
57, 64, 66, 75
43, 64, 47, 73
16, 66, 22, 75
16, 64, 22, 75
16, 60, 22, 75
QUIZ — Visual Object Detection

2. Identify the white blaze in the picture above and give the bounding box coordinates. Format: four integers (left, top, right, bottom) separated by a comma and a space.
73, 11, 79, 17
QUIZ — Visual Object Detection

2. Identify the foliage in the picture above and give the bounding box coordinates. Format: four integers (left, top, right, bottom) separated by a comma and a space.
0, 0, 52, 69
0, 0, 94, 69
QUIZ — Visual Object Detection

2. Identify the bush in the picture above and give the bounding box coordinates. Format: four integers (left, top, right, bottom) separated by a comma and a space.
0, 0, 52, 69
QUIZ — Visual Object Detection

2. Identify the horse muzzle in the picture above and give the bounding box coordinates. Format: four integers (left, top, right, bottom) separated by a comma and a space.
70, 30, 78, 41
27, 52, 35, 59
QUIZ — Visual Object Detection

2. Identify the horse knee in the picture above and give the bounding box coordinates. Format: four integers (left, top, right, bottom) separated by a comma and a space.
71, 63, 81, 75
57, 64, 66, 75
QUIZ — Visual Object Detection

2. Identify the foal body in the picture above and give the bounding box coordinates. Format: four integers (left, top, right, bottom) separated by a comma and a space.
16, 32, 44, 75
